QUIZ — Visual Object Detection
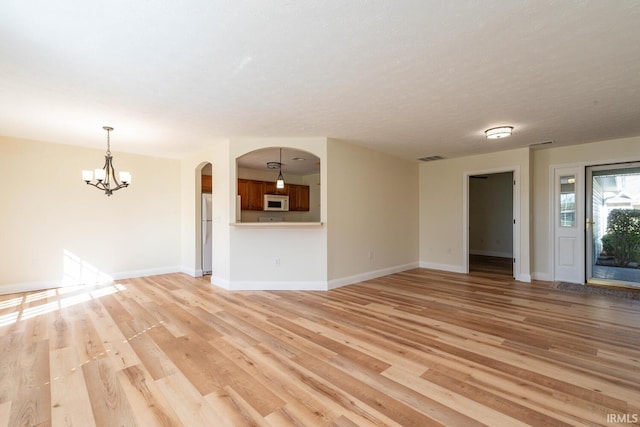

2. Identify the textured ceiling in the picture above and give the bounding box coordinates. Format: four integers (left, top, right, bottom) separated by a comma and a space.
238, 147, 320, 176
1, 1, 639, 160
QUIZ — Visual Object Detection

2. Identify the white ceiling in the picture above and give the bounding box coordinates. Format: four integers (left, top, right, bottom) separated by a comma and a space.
238, 147, 320, 176
1, 1, 639, 161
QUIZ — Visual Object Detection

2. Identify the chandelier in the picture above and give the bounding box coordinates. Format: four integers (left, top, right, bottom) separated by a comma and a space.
82, 126, 131, 196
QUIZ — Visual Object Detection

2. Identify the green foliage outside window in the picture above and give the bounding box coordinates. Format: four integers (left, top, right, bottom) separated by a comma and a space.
601, 209, 640, 267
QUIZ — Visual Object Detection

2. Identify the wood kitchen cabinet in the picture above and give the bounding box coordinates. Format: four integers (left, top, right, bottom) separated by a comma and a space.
238, 178, 310, 211
264, 181, 278, 195
237, 179, 265, 210
201, 175, 212, 193
286, 183, 310, 211
296, 185, 310, 211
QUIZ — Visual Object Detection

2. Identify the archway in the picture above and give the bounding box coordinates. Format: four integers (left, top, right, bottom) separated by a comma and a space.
236, 147, 320, 223
196, 162, 212, 276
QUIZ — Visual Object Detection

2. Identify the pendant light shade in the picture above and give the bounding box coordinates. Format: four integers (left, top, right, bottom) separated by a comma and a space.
276, 171, 285, 189
276, 148, 285, 189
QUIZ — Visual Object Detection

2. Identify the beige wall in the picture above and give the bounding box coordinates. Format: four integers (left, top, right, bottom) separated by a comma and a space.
531, 136, 640, 279
326, 139, 419, 285
419, 148, 531, 281
8, 130, 637, 294
0, 136, 181, 293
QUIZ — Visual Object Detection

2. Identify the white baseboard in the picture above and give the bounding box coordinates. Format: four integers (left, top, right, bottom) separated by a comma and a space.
419, 261, 466, 274
212, 262, 420, 291
180, 266, 200, 277
0, 279, 64, 296
327, 262, 420, 290
210, 276, 231, 290
226, 280, 328, 291
111, 266, 182, 281
0, 266, 182, 296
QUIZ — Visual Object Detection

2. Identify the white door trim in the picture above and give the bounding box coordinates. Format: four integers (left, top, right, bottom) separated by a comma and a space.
463, 166, 521, 281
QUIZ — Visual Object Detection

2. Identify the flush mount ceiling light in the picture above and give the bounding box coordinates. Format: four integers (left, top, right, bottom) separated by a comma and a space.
82, 126, 131, 196
485, 126, 513, 139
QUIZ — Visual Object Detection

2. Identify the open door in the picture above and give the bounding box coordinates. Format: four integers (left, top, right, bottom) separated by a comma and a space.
586, 163, 640, 287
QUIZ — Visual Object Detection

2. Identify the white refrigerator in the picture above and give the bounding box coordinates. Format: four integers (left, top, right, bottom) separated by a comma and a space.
202, 193, 212, 275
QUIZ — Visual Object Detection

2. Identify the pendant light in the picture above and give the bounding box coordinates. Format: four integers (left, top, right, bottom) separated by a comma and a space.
276, 148, 285, 189
82, 126, 131, 196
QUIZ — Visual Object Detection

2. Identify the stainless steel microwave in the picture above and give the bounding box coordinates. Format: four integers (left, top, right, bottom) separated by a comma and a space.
264, 194, 289, 211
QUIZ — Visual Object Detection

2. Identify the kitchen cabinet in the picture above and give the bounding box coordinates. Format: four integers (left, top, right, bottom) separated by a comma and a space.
201, 175, 212, 193
264, 181, 278, 195
237, 179, 265, 210
296, 185, 310, 211
238, 179, 310, 211
286, 183, 310, 211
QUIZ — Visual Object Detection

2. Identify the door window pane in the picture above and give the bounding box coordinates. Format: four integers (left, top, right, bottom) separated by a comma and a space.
560, 175, 576, 227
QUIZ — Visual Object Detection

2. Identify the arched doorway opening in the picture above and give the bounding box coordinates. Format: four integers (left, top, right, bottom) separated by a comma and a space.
197, 162, 212, 276
236, 147, 320, 223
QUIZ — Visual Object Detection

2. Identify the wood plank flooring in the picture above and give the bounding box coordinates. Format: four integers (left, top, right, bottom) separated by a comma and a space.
469, 254, 513, 277
1, 269, 640, 426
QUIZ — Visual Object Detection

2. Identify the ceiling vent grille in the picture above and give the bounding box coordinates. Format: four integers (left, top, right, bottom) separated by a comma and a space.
418, 155, 445, 162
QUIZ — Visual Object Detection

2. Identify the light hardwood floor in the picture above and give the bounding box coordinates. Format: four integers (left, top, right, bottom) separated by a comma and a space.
1, 269, 639, 426
469, 255, 513, 277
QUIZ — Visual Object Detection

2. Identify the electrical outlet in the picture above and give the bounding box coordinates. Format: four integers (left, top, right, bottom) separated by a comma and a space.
368, 251, 373, 260
274, 258, 280, 267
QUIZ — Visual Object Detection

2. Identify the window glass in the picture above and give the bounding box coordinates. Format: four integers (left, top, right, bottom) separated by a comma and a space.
560, 175, 576, 227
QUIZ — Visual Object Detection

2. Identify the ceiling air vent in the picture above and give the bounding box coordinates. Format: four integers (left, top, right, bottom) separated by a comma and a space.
418, 155, 445, 162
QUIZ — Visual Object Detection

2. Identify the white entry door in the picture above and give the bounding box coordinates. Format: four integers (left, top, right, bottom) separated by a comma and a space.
553, 167, 585, 283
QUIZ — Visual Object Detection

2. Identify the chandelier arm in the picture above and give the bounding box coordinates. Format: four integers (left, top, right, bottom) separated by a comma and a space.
106, 155, 121, 188
85, 182, 102, 190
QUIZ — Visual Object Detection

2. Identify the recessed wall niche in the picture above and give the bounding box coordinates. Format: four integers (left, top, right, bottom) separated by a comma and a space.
236, 147, 320, 223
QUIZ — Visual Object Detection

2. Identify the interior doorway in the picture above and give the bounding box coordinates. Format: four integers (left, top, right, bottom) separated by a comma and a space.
200, 163, 212, 276
468, 172, 514, 277
586, 162, 640, 288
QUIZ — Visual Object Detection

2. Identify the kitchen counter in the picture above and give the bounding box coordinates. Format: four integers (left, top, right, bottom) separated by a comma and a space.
230, 222, 323, 228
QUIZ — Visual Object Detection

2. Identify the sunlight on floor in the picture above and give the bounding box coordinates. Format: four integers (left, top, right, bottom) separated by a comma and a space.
0, 283, 126, 327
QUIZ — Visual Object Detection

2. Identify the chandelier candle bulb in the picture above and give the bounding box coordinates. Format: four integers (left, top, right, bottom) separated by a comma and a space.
95, 168, 106, 181
119, 171, 131, 184
82, 170, 93, 182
